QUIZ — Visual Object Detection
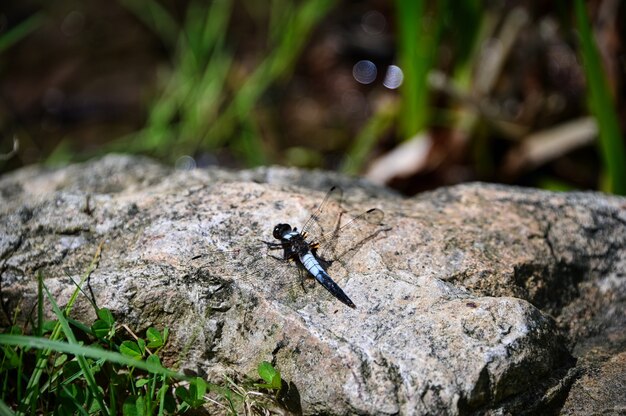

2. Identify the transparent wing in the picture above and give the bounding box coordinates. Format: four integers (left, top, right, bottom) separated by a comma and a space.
300, 186, 344, 244
316, 207, 385, 263
300, 187, 386, 263
190, 242, 310, 305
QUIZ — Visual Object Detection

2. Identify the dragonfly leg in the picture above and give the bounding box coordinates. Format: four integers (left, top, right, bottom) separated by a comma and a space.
262, 240, 283, 249
298, 268, 312, 292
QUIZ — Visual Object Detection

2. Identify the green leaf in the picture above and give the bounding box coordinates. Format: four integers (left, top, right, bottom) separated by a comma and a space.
271, 372, 282, 389
60, 384, 87, 404
91, 320, 111, 339
163, 387, 177, 413
146, 354, 161, 368
122, 396, 139, 416
54, 353, 68, 367
258, 361, 277, 384
175, 378, 206, 408
135, 378, 150, 388
87, 386, 106, 413
175, 386, 188, 401
137, 338, 146, 355
257, 361, 282, 390
59, 384, 76, 400
119, 341, 143, 360
146, 328, 163, 348
135, 395, 147, 416
0, 345, 20, 370
189, 377, 207, 399
342, 99, 399, 174
97, 308, 115, 326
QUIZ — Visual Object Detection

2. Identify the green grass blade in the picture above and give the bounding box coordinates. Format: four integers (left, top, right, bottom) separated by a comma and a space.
0, 399, 16, 416
43, 285, 110, 416
395, 0, 424, 138
157, 378, 167, 415
574, 0, 626, 194
0, 13, 44, 54
0, 335, 185, 380
63, 242, 103, 315
206, 0, 335, 159
17, 243, 103, 415
37, 272, 43, 337
65, 270, 100, 314
394, 0, 445, 139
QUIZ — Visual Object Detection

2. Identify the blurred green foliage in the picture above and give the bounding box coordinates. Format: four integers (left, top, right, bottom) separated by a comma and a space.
107, 0, 487, 171
110, 0, 335, 167
1, 1, 625, 194
395, 0, 440, 140
0, 12, 43, 54
574, 0, 626, 195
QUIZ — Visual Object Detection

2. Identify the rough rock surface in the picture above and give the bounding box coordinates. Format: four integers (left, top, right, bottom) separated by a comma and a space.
1, 155, 624, 415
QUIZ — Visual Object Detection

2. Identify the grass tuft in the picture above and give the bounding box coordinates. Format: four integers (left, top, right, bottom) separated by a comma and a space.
0, 243, 290, 415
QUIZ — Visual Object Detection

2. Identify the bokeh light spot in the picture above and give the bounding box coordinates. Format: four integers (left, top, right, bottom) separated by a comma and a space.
361, 11, 386, 35
175, 155, 196, 171
383, 65, 403, 89
353, 60, 377, 84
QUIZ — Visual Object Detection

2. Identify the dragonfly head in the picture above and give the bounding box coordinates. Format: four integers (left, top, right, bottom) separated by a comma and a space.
273, 223, 292, 239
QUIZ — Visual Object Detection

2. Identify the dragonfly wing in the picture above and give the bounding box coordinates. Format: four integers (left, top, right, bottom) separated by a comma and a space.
316, 207, 386, 264
300, 186, 344, 244
191, 243, 308, 305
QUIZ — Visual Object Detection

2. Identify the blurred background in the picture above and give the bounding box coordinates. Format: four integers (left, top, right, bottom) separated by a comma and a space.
0, 0, 624, 195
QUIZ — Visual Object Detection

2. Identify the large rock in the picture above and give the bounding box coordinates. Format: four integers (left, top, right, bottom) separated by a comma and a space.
1, 155, 624, 415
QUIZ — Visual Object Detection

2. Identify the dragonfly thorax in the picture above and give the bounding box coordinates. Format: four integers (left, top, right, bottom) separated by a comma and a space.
272, 223, 312, 259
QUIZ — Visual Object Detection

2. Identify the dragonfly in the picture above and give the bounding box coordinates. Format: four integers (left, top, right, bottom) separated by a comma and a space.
195, 186, 386, 309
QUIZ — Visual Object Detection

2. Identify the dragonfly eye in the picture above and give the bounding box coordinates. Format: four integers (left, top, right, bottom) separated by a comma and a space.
273, 223, 291, 239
